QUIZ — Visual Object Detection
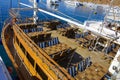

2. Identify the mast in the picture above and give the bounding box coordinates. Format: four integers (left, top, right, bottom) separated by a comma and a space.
33, 0, 38, 24
18, 0, 20, 8
10, 0, 12, 8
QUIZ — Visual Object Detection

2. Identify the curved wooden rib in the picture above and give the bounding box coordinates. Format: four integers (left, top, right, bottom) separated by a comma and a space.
13, 23, 74, 79
2, 21, 74, 80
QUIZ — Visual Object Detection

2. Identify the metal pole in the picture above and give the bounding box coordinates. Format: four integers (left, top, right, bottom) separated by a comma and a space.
10, 0, 12, 8
33, 0, 38, 24
18, 0, 20, 8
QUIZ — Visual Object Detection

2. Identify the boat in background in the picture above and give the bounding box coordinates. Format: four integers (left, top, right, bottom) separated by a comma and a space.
50, 0, 59, 5
46, 0, 59, 10
0, 56, 12, 80
109, 49, 120, 79
105, 6, 120, 22
64, 0, 82, 7
83, 0, 120, 79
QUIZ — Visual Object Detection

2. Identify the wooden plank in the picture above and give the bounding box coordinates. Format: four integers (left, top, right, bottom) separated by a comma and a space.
43, 43, 70, 55
75, 63, 107, 80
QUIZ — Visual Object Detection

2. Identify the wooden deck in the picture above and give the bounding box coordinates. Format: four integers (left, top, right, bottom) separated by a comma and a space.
12, 23, 113, 79
48, 30, 111, 79
49, 30, 110, 70
27, 31, 51, 37
2, 22, 113, 80
75, 63, 107, 80
43, 43, 71, 55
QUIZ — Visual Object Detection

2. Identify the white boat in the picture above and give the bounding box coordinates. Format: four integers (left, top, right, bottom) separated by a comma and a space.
64, 0, 81, 7
108, 49, 120, 80
105, 7, 120, 22
83, 12, 120, 80
82, 2, 97, 9
0, 56, 12, 80
109, 49, 120, 74
84, 20, 120, 44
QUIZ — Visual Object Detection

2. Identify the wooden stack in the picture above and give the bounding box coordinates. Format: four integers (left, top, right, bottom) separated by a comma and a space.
63, 28, 78, 38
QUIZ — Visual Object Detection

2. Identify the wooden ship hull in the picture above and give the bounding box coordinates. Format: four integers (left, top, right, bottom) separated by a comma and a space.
1, 19, 75, 79
1, 1, 120, 80
2, 16, 116, 80
1, 22, 34, 80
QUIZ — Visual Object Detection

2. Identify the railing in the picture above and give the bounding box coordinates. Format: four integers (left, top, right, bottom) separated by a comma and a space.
3, 17, 12, 27
9, 9, 17, 18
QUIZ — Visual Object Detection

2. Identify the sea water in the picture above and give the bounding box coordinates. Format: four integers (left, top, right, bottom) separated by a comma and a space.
0, 0, 18, 79
0, 0, 106, 79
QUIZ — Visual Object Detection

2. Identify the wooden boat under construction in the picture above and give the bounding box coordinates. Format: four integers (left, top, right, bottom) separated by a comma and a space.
1, 1, 120, 80
2, 16, 120, 79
